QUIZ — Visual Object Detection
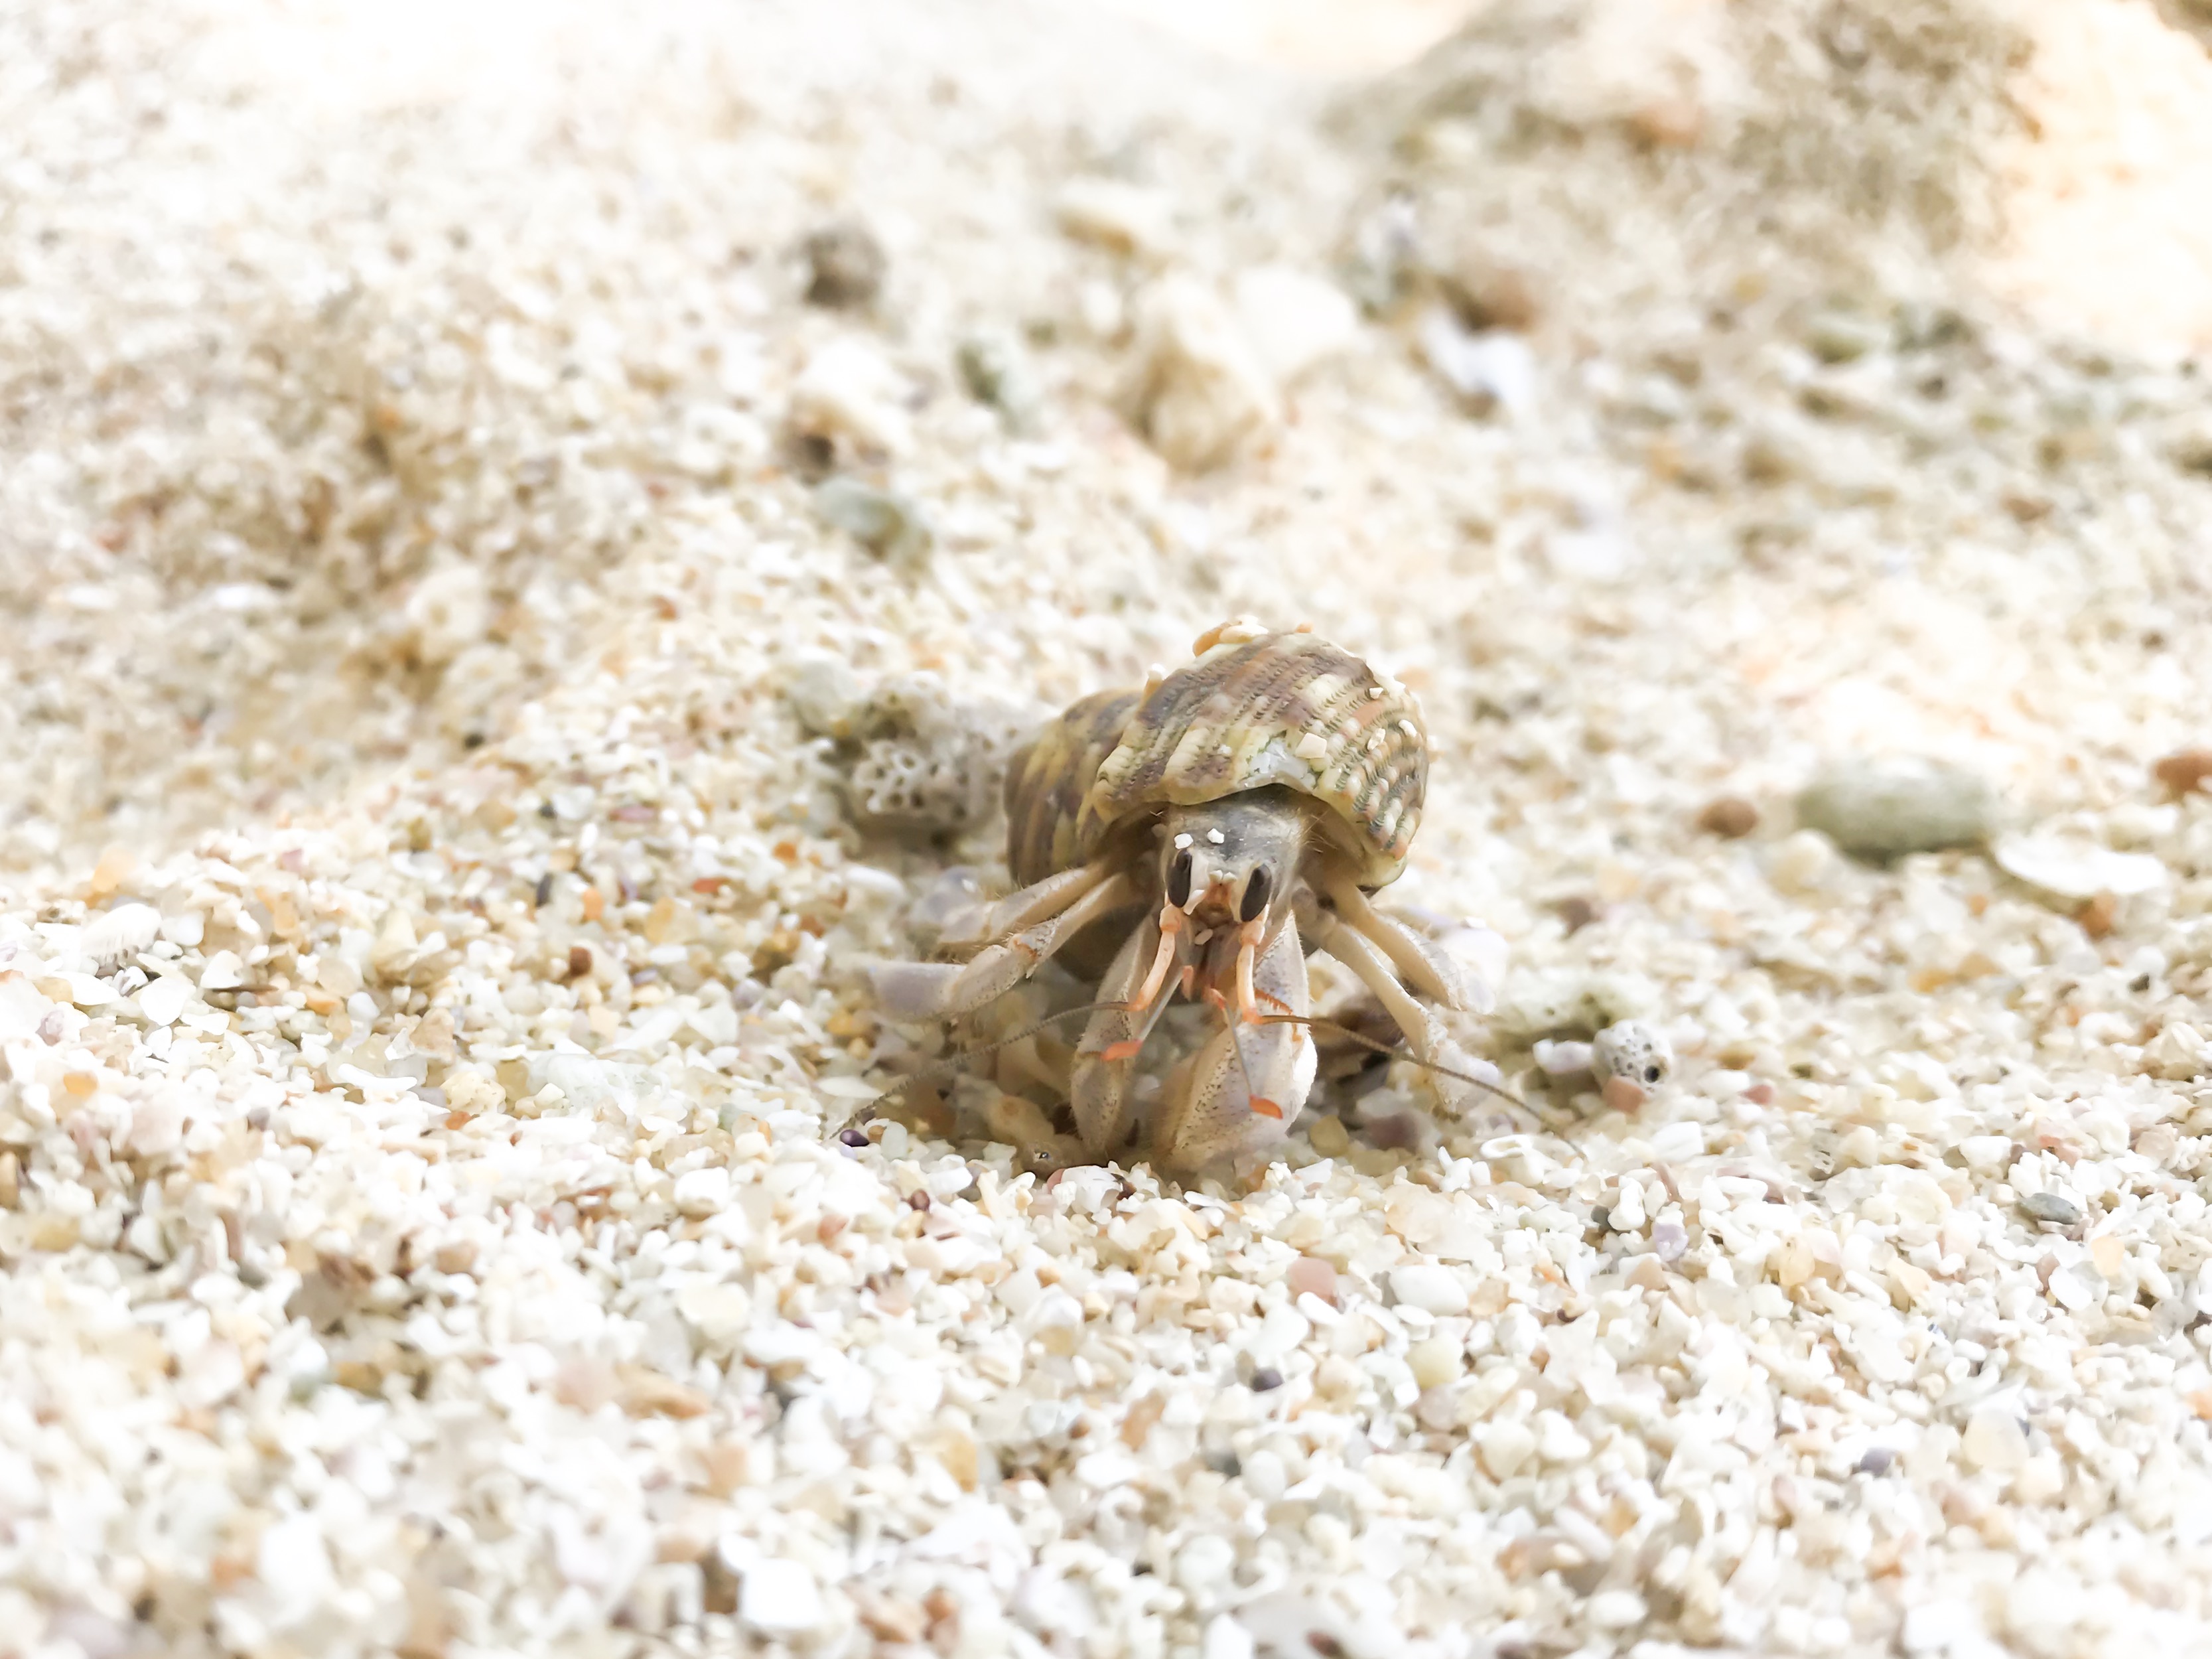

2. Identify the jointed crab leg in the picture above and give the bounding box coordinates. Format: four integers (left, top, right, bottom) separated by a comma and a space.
1320, 869, 1470, 1012
1306, 906, 1442, 1063
935, 862, 1115, 954
1071, 910, 1183, 1155
876, 869, 1139, 1023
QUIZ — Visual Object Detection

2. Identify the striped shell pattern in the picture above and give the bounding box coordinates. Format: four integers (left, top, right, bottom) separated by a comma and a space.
1004, 687, 1143, 889
1006, 630, 1428, 890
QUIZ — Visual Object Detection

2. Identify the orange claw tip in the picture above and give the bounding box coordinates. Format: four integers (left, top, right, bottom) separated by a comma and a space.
1249, 1097, 1284, 1120
1101, 1039, 1145, 1064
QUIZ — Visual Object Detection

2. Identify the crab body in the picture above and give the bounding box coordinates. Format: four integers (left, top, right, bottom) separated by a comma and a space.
881, 620, 1481, 1175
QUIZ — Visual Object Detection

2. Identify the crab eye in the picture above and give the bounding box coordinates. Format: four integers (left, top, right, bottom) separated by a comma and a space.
1643, 1064, 1662, 1084
1239, 867, 1272, 923
1167, 848, 1194, 909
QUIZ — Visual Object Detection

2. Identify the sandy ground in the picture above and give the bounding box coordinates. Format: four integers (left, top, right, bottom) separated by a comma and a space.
4, 1, 2212, 1656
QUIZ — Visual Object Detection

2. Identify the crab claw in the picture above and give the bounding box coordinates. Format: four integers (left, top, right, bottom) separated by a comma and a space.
1151, 914, 1313, 1173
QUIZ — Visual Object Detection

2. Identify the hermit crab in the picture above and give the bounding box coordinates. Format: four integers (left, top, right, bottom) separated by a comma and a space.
876, 619, 1491, 1174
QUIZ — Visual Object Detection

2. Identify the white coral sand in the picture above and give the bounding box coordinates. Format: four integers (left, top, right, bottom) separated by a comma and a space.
4, 2, 2212, 1656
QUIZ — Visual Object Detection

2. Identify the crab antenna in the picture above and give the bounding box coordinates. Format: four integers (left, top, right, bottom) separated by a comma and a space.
1256, 1013, 1525, 1110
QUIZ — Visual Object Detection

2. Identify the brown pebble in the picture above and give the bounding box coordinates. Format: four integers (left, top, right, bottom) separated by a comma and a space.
1555, 896, 1600, 934
1600, 1076, 1647, 1114
566, 945, 593, 979
1439, 259, 1540, 333
1744, 1082, 1775, 1106
1696, 796, 1760, 838
2154, 750, 2212, 797
1119, 1391, 1168, 1449
2077, 892, 2118, 939
1365, 1111, 1422, 1151
801, 219, 886, 309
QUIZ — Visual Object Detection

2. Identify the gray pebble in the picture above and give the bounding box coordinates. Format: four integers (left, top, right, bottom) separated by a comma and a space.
813, 477, 931, 565
1805, 309, 1888, 365
1795, 757, 1997, 862
784, 652, 864, 739
1651, 1219, 1688, 1263
2021, 1190, 2081, 1226
801, 219, 886, 309
956, 329, 1042, 432
2169, 415, 2212, 479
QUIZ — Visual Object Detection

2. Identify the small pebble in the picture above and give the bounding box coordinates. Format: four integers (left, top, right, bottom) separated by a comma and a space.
1795, 757, 1997, 861
2154, 750, 2212, 796
1805, 309, 1888, 364
2021, 1190, 2081, 1226
1533, 1039, 1594, 1076
1696, 796, 1759, 838
1308, 1116, 1351, 1158
955, 328, 1042, 431
812, 477, 932, 565
1600, 1076, 1647, 1114
1285, 1256, 1338, 1305
1363, 1110, 1422, 1150
1553, 895, 1599, 934
1438, 257, 1541, 333
1994, 833, 2167, 902
1231, 265, 1359, 387
1119, 274, 1280, 472
801, 219, 886, 309
838, 1127, 870, 1147
1651, 1219, 1689, 1262
1855, 1447, 1898, 1477
1054, 177, 1175, 258
783, 652, 866, 739
1249, 1367, 1283, 1393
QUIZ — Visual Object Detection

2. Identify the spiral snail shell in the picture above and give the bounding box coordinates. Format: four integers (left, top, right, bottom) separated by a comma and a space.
1008, 623, 1427, 891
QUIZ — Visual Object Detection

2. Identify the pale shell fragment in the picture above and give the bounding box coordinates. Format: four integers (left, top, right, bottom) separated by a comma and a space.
1992, 833, 2168, 900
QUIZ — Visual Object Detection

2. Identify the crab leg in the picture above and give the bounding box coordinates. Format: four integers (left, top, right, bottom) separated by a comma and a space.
935, 863, 1113, 955
1070, 910, 1185, 1156
1307, 907, 1440, 1062
1320, 871, 1472, 1013
1152, 914, 1315, 1173
872, 871, 1138, 1022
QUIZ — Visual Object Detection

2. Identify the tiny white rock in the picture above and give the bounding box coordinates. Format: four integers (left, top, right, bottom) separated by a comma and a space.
1994, 833, 2167, 900
1586, 1589, 1647, 1630
672, 1166, 732, 1217
136, 975, 191, 1027
1203, 1613, 1257, 1659
1390, 1263, 1470, 1316
1232, 265, 1359, 386
740, 1558, 825, 1636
